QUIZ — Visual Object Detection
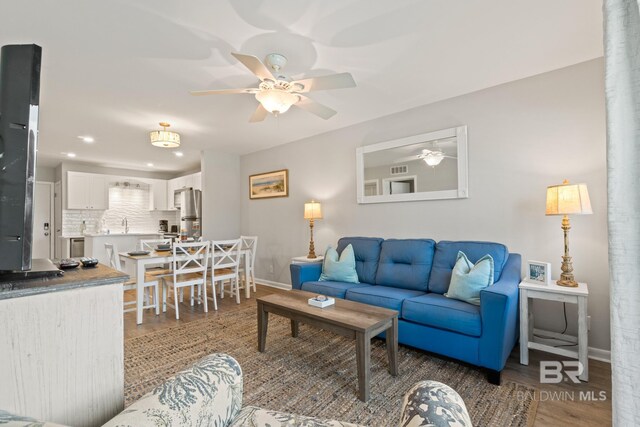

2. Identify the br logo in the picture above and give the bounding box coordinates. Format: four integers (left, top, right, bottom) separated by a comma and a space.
540, 361, 583, 384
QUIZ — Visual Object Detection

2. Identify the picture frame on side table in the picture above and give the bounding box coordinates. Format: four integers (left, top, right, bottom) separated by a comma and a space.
249, 169, 289, 199
526, 260, 552, 285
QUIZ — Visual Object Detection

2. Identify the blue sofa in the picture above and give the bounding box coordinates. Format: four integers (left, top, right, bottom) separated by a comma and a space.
290, 237, 521, 384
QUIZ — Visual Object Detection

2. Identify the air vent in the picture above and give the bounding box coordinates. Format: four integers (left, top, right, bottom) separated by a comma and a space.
390, 165, 408, 175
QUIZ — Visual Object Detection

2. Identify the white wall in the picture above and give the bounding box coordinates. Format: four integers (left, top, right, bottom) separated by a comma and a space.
201, 150, 241, 240
36, 166, 56, 182
240, 59, 609, 351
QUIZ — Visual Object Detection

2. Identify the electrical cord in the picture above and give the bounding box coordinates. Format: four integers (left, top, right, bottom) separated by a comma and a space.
533, 302, 576, 347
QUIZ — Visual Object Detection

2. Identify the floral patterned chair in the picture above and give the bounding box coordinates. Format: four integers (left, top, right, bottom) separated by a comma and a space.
1, 353, 472, 427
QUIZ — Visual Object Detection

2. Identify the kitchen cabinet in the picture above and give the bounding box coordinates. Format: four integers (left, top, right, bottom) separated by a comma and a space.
67, 172, 108, 210
166, 172, 201, 210
148, 179, 167, 211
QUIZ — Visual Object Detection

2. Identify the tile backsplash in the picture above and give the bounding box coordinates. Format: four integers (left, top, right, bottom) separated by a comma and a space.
63, 186, 179, 235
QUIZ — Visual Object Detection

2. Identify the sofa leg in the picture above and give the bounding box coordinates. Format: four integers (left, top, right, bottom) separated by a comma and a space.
487, 369, 501, 385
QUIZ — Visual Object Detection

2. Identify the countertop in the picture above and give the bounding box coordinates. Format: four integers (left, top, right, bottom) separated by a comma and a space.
0, 263, 129, 300
60, 232, 163, 238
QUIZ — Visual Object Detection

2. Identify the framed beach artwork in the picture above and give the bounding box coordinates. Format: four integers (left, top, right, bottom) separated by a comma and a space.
249, 169, 289, 199
526, 260, 552, 285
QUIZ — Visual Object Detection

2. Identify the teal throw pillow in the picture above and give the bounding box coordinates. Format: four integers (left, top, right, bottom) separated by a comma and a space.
445, 251, 494, 306
318, 244, 359, 284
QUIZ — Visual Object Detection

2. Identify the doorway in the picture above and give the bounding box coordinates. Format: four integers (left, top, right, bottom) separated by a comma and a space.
33, 181, 54, 259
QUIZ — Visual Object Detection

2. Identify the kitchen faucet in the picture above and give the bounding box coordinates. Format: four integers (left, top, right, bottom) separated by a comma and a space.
122, 217, 129, 234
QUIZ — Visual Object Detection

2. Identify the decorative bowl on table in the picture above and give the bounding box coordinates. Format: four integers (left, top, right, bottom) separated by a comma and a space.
127, 250, 150, 256
156, 244, 171, 252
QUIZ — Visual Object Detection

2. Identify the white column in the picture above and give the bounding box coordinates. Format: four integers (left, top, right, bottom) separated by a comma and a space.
604, 1, 640, 424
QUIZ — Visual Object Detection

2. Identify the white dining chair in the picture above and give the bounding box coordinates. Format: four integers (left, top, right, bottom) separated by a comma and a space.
139, 238, 174, 278
239, 235, 258, 297
162, 241, 210, 320
105, 242, 160, 318
211, 239, 242, 305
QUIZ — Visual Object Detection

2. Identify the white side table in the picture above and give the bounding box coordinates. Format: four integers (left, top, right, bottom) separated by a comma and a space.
291, 255, 324, 264
519, 280, 589, 381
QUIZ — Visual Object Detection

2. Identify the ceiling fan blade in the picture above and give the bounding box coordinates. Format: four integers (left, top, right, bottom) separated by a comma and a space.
393, 155, 421, 164
231, 52, 275, 82
190, 88, 256, 96
249, 104, 268, 123
295, 95, 337, 120
291, 72, 356, 93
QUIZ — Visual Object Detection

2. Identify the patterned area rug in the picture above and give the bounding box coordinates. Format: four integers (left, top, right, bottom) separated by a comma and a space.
125, 305, 538, 426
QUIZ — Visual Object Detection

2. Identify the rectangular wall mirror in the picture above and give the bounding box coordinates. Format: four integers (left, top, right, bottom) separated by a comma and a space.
356, 126, 468, 203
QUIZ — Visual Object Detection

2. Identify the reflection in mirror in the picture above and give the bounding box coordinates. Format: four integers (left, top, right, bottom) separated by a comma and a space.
356, 126, 468, 203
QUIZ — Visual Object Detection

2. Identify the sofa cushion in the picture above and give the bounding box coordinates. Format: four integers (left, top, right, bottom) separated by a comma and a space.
374, 239, 436, 291
346, 285, 424, 311
402, 293, 481, 337
319, 244, 359, 283
428, 241, 509, 294
301, 281, 372, 299
337, 237, 384, 284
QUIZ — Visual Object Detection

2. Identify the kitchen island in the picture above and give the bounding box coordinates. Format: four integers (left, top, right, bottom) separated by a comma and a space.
83, 232, 164, 266
0, 263, 128, 426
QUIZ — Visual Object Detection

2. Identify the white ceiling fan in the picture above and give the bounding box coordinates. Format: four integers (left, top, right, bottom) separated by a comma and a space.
394, 139, 458, 167
190, 52, 356, 122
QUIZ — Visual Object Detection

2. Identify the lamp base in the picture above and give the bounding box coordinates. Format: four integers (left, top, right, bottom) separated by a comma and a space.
306, 252, 317, 259
556, 278, 579, 287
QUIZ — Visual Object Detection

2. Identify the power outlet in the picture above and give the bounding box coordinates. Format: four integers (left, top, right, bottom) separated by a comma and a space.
587, 315, 591, 331
268, 264, 274, 274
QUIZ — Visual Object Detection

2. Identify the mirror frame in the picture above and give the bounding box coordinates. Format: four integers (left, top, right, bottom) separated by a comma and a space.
356, 125, 468, 204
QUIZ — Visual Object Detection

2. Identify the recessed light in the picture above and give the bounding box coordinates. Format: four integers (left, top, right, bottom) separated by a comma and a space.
174, 151, 184, 157
67, 153, 76, 158
146, 163, 154, 167
79, 136, 95, 143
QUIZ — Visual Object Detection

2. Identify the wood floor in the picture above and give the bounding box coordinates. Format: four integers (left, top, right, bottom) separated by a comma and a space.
124, 284, 612, 427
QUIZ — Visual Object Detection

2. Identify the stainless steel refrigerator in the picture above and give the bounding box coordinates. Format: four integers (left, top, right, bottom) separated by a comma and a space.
177, 188, 201, 239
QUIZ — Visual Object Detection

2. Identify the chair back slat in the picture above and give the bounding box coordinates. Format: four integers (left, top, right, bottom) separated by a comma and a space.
172, 241, 210, 286
139, 238, 173, 251
105, 243, 123, 271
211, 239, 242, 271
240, 235, 258, 269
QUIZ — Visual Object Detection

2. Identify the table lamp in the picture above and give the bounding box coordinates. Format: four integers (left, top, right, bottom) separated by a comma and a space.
545, 180, 592, 287
304, 200, 323, 259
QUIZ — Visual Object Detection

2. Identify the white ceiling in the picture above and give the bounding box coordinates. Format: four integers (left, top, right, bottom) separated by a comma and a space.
0, 0, 603, 173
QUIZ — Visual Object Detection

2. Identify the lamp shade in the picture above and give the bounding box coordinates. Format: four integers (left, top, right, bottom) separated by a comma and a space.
150, 122, 180, 148
304, 201, 323, 220
546, 180, 592, 215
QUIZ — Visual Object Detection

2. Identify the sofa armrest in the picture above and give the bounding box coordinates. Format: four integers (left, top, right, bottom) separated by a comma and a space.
290, 263, 322, 290
103, 353, 242, 427
478, 253, 521, 371
399, 381, 472, 427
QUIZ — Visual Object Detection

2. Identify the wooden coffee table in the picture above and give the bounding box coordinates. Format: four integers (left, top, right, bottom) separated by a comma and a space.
256, 289, 399, 402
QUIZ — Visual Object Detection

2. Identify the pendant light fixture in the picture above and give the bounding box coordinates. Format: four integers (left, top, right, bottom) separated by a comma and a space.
150, 122, 180, 148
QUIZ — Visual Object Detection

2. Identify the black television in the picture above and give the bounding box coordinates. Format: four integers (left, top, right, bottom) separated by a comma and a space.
0, 44, 41, 272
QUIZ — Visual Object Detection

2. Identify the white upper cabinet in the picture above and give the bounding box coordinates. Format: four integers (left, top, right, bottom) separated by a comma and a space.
143, 179, 168, 211
166, 172, 201, 210
66, 172, 108, 210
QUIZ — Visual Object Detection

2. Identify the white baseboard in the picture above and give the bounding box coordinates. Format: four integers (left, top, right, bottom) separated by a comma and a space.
589, 347, 611, 363
256, 278, 292, 290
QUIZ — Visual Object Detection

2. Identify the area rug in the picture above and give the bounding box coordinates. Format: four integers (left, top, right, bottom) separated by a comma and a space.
125, 305, 538, 426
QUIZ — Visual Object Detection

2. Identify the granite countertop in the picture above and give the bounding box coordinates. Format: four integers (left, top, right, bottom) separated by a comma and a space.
0, 264, 129, 300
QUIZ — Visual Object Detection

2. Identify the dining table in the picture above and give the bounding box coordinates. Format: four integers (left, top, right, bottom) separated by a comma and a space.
119, 248, 252, 324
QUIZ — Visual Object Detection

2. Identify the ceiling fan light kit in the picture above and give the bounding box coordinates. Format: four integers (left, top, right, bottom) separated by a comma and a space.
255, 87, 299, 115
190, 52, 356, 122
150, 122, 180, 148
423, 151, 445, 167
